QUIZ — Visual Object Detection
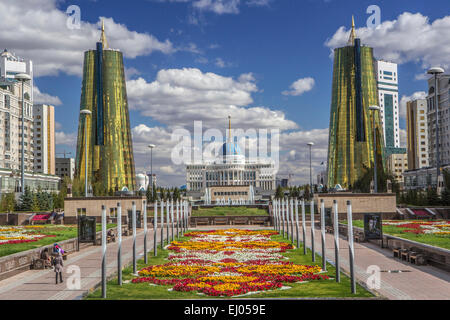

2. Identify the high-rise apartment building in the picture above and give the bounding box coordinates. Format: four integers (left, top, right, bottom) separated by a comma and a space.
33, 104, 55, 175
427, 74, 450, 167
327, 18, 385, 189
406, 99, 429, 170
0, 50, 59, 194
0, 49, 34, 172
376, 60, 401, 153
75, 22, 136, 195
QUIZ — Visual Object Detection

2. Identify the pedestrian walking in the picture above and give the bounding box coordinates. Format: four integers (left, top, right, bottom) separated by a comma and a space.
53, 252, 64, 284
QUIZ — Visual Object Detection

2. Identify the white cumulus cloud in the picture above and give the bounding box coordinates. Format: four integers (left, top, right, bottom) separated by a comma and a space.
325, 12, 450, 70
0, 0, 176, 77
126, 68, 298, 131
33, 86, 62, 106
282, 77, 315, 96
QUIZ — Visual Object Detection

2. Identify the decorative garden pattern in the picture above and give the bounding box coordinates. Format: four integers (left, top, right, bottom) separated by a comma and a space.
132, 229, 329, 297
383, 220, 450, 235
0, 225, 56, 245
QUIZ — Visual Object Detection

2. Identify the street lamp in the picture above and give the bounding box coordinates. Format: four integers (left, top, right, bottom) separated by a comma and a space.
148, 144, 156, 201
80, 109, 92, 197
307, 142, 314, 197
15, 73, 31, 194
427, 67, 445, 181
369, 105, 381, 193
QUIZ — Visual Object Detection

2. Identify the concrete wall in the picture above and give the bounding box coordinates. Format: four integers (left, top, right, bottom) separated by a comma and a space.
0, 213, 35, 225
314, 193, 397, 218
64, 196, 146, 219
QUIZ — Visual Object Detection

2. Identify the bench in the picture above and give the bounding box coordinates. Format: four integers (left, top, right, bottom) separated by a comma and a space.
196, 218, 210, 226
354, 232, 364, 243
214, 218, 228, 225
233, 218, 248, 225
252, 218, 267, 226
393, 247, 401, 258
400, 249, 409, 261
326, 226, 334, 234
409, 252, 426, 265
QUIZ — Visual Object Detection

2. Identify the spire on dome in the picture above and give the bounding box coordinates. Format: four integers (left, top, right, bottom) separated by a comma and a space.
347, 15, 357, 46
100, 19, 108, 49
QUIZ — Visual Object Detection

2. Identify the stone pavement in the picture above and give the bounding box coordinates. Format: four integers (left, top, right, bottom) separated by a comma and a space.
285, 223, 450, 300
0, 223, 448, 300
0, 226, 164, 300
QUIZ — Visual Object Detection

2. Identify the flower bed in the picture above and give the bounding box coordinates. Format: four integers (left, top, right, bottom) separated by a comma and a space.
132, 229, 328, 297
0, 226, 56, 245
383, 220, 450, 235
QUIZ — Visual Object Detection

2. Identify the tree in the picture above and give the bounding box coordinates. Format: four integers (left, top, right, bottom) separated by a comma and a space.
0, 193, 16, 213
304, 184, 310, 200
146, 183, 152, 203
275, 185, 284, 199
19, 186, 34, 211
152, 183, 158, 202
173, 187, 180, 201
426, 187, 440, 206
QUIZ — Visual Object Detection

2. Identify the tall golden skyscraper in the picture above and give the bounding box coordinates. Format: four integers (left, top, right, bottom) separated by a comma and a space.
75, 21, 136, 195
327, 17, 385, 189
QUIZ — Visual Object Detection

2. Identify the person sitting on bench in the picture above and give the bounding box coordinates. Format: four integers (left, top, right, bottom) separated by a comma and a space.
40, 248, 51, 268
107, 229, 116, 242
53, 243, 64, 255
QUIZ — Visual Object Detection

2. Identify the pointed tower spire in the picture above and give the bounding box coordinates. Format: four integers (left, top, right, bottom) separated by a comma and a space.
100, 19, 108, 49
347, 15, 357, 46
228, 115, 231, 142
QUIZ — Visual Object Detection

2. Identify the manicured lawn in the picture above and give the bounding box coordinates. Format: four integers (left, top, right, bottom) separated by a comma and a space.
192, 207, 268, 216
86, 231, 374, 300
347, 220, 450, 250
0, 224, 116, 257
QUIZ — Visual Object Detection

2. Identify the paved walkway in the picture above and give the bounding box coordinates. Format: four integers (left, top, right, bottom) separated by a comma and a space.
282, 223, 450, 300
0, 223, 448, 300
0, 226, 166, 300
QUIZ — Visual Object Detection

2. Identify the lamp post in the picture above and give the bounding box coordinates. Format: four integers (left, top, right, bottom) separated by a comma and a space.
80, 109, 92, 197
427, 67, 445, 181
148, 144, 156, 199
369, 105, 381, 193
307, 142, 314, 197
15, 73, 31, 194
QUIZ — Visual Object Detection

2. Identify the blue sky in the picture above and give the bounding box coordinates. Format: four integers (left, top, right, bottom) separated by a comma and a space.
1, 0, 450, 186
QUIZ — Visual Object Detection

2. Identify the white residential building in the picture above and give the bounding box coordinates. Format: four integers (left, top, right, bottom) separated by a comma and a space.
0, 49, 60, 195
376, 60, 400, 149
0, 49, 34, 172
33, 104, 55, 175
